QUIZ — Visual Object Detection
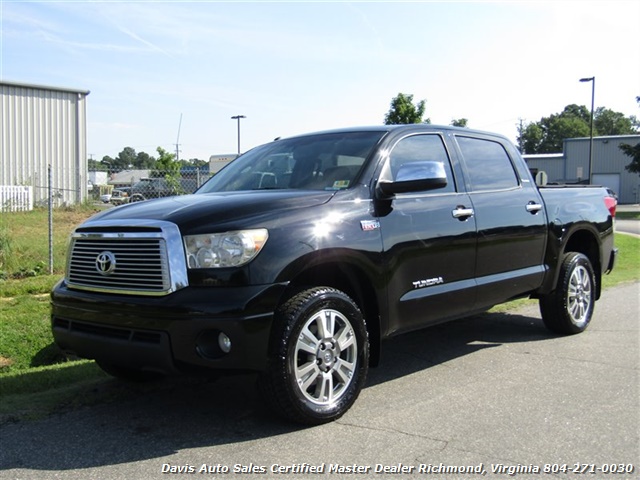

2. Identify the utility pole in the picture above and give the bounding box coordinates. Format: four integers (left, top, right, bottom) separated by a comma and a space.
231, 115, 246, 155
517, 118, 525, 153
579, 77, 595, 184
175, 113, 183, 161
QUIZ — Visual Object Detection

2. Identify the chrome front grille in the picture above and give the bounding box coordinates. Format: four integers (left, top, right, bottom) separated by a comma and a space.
68, 238, 169, 292
66, 220, 188, 296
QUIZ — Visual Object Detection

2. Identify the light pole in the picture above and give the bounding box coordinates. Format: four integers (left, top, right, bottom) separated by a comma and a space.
231, 115, 246, 155
580, 77, 595, 183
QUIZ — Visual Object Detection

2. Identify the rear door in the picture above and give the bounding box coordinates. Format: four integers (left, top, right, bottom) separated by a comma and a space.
454, 134, 547, 309
377, 132, 477, 335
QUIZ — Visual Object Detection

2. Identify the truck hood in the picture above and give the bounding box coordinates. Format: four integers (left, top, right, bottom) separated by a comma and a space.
86, 190, 335, 231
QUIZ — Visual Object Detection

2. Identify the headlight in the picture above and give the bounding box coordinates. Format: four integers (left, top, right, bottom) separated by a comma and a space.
183, 229, 268, 268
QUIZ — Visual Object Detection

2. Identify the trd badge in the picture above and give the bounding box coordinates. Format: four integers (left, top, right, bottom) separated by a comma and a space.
360, 220, 380, 231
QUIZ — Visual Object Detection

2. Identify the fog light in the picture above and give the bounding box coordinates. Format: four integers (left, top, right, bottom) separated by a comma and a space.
196, 330, 231, 359
218, 332, 232, 353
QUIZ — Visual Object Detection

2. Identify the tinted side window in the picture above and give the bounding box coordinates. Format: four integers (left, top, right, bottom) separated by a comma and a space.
456, 136, 518, 191
389, 134, 455, 193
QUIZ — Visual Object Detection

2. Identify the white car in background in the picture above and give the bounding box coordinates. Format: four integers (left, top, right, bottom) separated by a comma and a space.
109, 188, 130, 205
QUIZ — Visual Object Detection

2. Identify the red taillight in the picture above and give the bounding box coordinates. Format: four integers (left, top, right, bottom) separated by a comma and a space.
604, 196, 617, 218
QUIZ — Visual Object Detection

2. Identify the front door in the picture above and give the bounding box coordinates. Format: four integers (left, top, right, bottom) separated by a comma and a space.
377, 133, 477, 336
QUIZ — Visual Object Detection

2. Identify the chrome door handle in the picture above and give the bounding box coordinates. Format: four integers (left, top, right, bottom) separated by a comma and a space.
526, 202, 543, 213
452, 206, 474, 219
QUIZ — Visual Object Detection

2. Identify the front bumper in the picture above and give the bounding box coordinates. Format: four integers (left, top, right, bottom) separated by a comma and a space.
51, 280, 288, 375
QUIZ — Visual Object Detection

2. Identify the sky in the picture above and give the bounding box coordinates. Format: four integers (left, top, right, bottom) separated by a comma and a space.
1, 0, 639, 162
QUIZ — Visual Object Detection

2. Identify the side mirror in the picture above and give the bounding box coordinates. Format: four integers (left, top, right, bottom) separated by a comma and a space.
377, 161, 448, 197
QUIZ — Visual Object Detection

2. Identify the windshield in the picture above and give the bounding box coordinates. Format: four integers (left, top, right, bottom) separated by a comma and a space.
197, 130, 386, 193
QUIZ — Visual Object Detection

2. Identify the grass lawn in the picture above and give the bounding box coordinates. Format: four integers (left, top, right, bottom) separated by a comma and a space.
616, 211, 640, 220
0, 204, 102, 281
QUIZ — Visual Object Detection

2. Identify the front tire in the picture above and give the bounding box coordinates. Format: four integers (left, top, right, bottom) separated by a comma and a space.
539, 252, 596, 334
259, 287, 369, 425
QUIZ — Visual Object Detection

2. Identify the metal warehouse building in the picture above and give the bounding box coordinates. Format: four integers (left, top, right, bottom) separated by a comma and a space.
524, 134, 640, 204
1, 80, 90, 208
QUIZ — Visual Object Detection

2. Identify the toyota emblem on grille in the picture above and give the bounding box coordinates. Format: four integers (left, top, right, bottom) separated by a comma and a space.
95, 251, 116, 275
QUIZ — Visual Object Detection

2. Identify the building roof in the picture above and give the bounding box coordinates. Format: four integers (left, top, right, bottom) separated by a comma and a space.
109, 170, 151, 185
0, 80, 90, 96
522, 153, 564, 159
565, 134, 640, 142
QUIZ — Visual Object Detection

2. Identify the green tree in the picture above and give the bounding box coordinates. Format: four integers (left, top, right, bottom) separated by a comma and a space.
135, 151, 156, 169
561, 104, 591, 123
179, 158, 207, 168
115, 147, 138, 170
519, 122, 544, 154
100, 155, 116, 172
88, 158, 104, 171
152, 146, 183, 194
451, 118, 468, 128
621, 96, 640, 175
594, 107, 638, 136
620, 142, 640, 176
519, 104, 638, 154
538, 112, 590, 153
384, 93, 429, 125
189, 158, 207, 168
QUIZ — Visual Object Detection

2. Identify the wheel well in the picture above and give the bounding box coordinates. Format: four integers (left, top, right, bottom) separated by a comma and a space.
563, 229, 602, 299
285, 262, 381, 367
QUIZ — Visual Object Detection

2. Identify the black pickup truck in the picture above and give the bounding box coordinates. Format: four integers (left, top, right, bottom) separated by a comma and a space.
51, 125, 617, 424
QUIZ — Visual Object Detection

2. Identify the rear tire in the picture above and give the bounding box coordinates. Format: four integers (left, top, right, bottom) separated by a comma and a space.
539, 252, 596, 334
259, 287, 369, 425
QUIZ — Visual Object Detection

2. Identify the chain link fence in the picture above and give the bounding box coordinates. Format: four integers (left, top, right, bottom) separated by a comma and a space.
89, 167, 213, 205
0, 166, 214, 278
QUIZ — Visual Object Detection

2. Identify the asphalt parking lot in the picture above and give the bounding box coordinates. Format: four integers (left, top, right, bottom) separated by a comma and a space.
1, 282, 638, 480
